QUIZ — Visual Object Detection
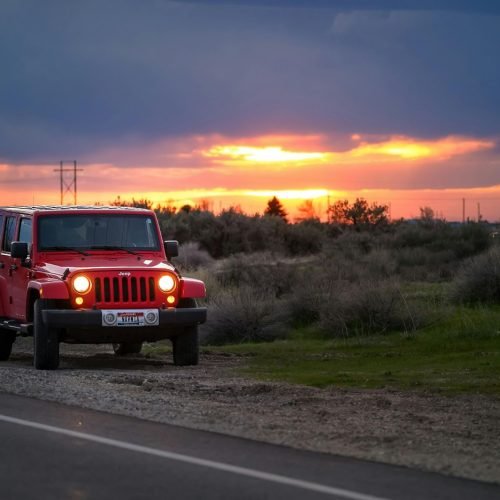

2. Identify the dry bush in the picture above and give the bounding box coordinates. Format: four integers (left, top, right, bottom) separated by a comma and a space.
286, 270, 343, 327
450, 247, 500, 304
177, 242, 214, 271
394, 247, 456, 281
200, 286, 288, 345
360, 248, 398, 279
317, 280, 414, 337
287, 272, 429, 337
333, 231, 376, 256
284, 222, 324, 255
214, 252, 299, 297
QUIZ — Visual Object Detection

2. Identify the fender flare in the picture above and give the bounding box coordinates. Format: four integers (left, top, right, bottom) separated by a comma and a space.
180, 278, 206, 299
28, 279, 70, 300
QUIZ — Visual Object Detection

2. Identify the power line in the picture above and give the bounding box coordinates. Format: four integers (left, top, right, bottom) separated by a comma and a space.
53, 161, 83, 205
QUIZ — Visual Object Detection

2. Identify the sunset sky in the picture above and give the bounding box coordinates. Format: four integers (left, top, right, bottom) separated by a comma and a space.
1, 0, 499, 221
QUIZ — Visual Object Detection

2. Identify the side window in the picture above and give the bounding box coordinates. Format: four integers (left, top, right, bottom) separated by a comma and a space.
2, 217, 16, 253
0, 216, 4, 247
19, 218, 33, 245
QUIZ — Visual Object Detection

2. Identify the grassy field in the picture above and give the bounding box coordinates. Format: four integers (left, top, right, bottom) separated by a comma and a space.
213, 305, 500, 395
167, 231, 500, 396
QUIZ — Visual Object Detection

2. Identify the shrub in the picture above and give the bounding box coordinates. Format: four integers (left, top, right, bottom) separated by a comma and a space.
318, 280, 408, 336
454, 223, 491, 258
200, 286, 287, 345
177, 242, 214, 271
333, 230, 376, 256
285, 270, 335, 327
214, 252, 299, 297
450, 247, 500, 304
286, 274, 429, 337
284, 221, 324, 256
360, 248, 398, 279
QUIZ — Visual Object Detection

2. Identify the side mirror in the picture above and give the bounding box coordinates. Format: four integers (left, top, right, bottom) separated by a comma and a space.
164, 240, 179, 260
11, 241, 29, 261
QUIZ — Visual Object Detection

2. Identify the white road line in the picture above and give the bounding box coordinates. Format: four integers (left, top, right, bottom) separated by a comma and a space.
0, 413, 390, 500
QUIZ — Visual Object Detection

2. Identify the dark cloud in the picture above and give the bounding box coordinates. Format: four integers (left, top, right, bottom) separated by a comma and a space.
0, 0, 499, 162
178, 0, 500, 15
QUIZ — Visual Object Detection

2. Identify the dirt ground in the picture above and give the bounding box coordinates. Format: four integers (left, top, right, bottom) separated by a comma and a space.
1, 338, 499, 485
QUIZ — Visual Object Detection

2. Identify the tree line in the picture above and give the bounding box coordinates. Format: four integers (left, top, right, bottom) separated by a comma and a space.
110, 195, 492, 259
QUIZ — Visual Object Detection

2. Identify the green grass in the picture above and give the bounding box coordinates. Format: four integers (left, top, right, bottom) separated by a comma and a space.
214, 306, 500, 395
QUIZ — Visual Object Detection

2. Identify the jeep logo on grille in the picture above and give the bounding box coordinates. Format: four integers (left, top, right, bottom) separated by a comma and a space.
118, 272, 131, 277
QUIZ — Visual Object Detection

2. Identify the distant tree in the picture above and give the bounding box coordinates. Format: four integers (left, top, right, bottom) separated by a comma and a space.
328, 198, 389, 230
294, 199, 320, 222
264, 196, 288, 222
110, 196, 154, 210
155, 201, 177, 217
196, 199, 211, 211
419, 206, 435, 222
328, 199, 350, 225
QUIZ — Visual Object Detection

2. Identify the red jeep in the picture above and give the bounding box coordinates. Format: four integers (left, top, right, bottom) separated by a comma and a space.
0, 206, 207, 370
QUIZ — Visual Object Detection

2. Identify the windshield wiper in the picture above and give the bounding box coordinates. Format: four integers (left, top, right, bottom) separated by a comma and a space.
89, 245, 138, 255
43, 246, 89, 256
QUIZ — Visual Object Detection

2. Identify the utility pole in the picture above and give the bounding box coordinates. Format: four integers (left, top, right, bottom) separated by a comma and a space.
462, 198, 466, 224
54, 161, 83, 205
477, 202, 481, 222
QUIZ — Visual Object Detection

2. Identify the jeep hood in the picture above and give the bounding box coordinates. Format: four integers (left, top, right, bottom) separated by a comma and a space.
37, 256, 176, 279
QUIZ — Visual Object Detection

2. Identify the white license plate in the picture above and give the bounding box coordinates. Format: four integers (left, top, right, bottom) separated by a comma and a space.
117, 312, 145, 326
101, 309, 159, 327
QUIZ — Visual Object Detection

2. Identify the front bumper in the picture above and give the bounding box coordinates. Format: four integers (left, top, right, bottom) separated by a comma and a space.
42, 306, 207, 343
43, 307, 207, 329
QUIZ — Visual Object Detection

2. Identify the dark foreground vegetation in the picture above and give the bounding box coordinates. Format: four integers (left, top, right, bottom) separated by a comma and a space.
118, 197, 500, 394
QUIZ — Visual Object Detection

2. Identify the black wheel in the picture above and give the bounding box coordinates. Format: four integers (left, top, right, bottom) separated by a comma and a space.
0, 329, 15, 361
171, 298, 200, 366
112, 342, 143, 356
172, 325, 199, 366
33, 299, 60, 370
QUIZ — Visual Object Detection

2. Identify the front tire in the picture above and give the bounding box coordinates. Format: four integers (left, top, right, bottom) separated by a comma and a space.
33, 299, 60, 370
172, 325, 199, 366
0, 329, 15, 361
112, 342, 143, 356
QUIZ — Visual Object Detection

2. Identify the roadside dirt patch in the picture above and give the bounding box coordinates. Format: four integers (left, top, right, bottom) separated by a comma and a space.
1, 338, 499, 485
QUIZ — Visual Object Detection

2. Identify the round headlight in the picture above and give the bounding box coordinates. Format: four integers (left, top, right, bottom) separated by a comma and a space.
158, 275, 175, 292
73, 275, 91, 294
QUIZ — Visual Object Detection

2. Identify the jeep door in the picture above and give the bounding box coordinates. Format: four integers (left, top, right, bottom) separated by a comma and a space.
0, 213, 6, 316
0, 214, 18, 318
10, 217, 33, 320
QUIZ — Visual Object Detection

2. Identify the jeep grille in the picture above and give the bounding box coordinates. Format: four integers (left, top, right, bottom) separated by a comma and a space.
94, 277, 156, 304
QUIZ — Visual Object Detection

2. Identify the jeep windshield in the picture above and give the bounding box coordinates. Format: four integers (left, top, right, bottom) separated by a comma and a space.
37, 214, 161, 252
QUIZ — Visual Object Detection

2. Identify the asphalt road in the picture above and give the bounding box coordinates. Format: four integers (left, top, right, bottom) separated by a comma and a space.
0, 393, 498, 500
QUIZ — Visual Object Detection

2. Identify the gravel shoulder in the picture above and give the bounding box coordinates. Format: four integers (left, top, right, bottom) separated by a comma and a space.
1, 338, 499, 485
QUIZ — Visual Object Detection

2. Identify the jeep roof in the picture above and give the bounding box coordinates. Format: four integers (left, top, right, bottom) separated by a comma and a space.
0, 205, 152, 216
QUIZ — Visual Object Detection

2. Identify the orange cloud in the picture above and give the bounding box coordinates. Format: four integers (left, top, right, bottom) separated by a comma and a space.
199, 134, 495, 168
347, 136, 495, 161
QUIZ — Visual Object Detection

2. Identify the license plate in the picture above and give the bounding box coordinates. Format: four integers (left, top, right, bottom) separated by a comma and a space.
101, 309, 159, 327
117, 312, 145, 326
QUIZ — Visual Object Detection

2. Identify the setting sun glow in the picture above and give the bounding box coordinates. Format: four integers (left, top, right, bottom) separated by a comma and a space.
205, 145, 328, 164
